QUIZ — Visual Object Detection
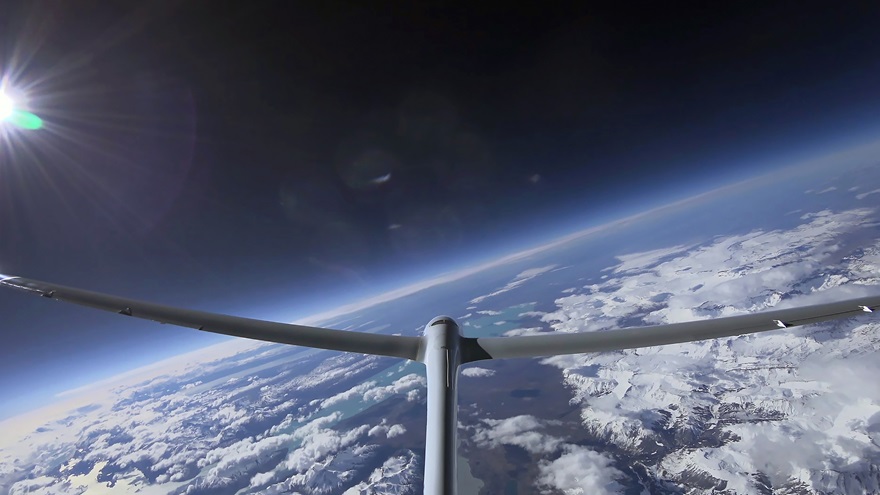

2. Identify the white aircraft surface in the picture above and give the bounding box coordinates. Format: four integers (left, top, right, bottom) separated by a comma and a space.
2, 274, 879, 495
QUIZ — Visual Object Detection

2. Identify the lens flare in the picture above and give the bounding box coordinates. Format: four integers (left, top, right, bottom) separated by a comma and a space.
8, 109, 42, 129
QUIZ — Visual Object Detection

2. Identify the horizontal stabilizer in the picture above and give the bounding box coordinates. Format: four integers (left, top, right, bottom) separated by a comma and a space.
0, 276, 421, 361
473, 295, 880, 360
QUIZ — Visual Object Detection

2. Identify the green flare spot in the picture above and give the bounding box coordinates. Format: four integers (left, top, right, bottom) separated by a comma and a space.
9, 110, 43, 130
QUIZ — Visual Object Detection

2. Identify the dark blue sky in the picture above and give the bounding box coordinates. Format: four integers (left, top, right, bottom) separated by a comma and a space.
1, 1, 880, 417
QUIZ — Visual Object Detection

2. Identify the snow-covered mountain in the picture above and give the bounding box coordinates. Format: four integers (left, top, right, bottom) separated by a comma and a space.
459, 204, 880, 493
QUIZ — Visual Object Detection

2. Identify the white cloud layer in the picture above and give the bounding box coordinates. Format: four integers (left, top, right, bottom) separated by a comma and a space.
461, 367, 495, 378
0, 344, 414, 494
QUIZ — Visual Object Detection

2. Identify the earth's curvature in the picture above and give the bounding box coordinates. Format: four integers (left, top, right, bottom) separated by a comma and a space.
2, 149, 880, 494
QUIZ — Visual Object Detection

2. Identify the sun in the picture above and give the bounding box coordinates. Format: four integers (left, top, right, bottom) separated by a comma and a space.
0, 90, 14, 121
0, 87, 43, 130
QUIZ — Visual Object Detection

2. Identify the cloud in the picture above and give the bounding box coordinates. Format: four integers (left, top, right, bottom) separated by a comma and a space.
471, 417, 626, 494
536, 445, 624, 495
518, 310, 547, 318
362, 374, 426, 402
196, 433, 294, 488
473, 415, 562, 454
320, 381, 378, 409
292, 354, 380, 390
386, 425, 406, 438
610, 245, 692, 273
856, 188, 880, 200
470, 265, 558, 304
369, 423, 407, 438
502, 327, 544, 336
461, 367, 495, 378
